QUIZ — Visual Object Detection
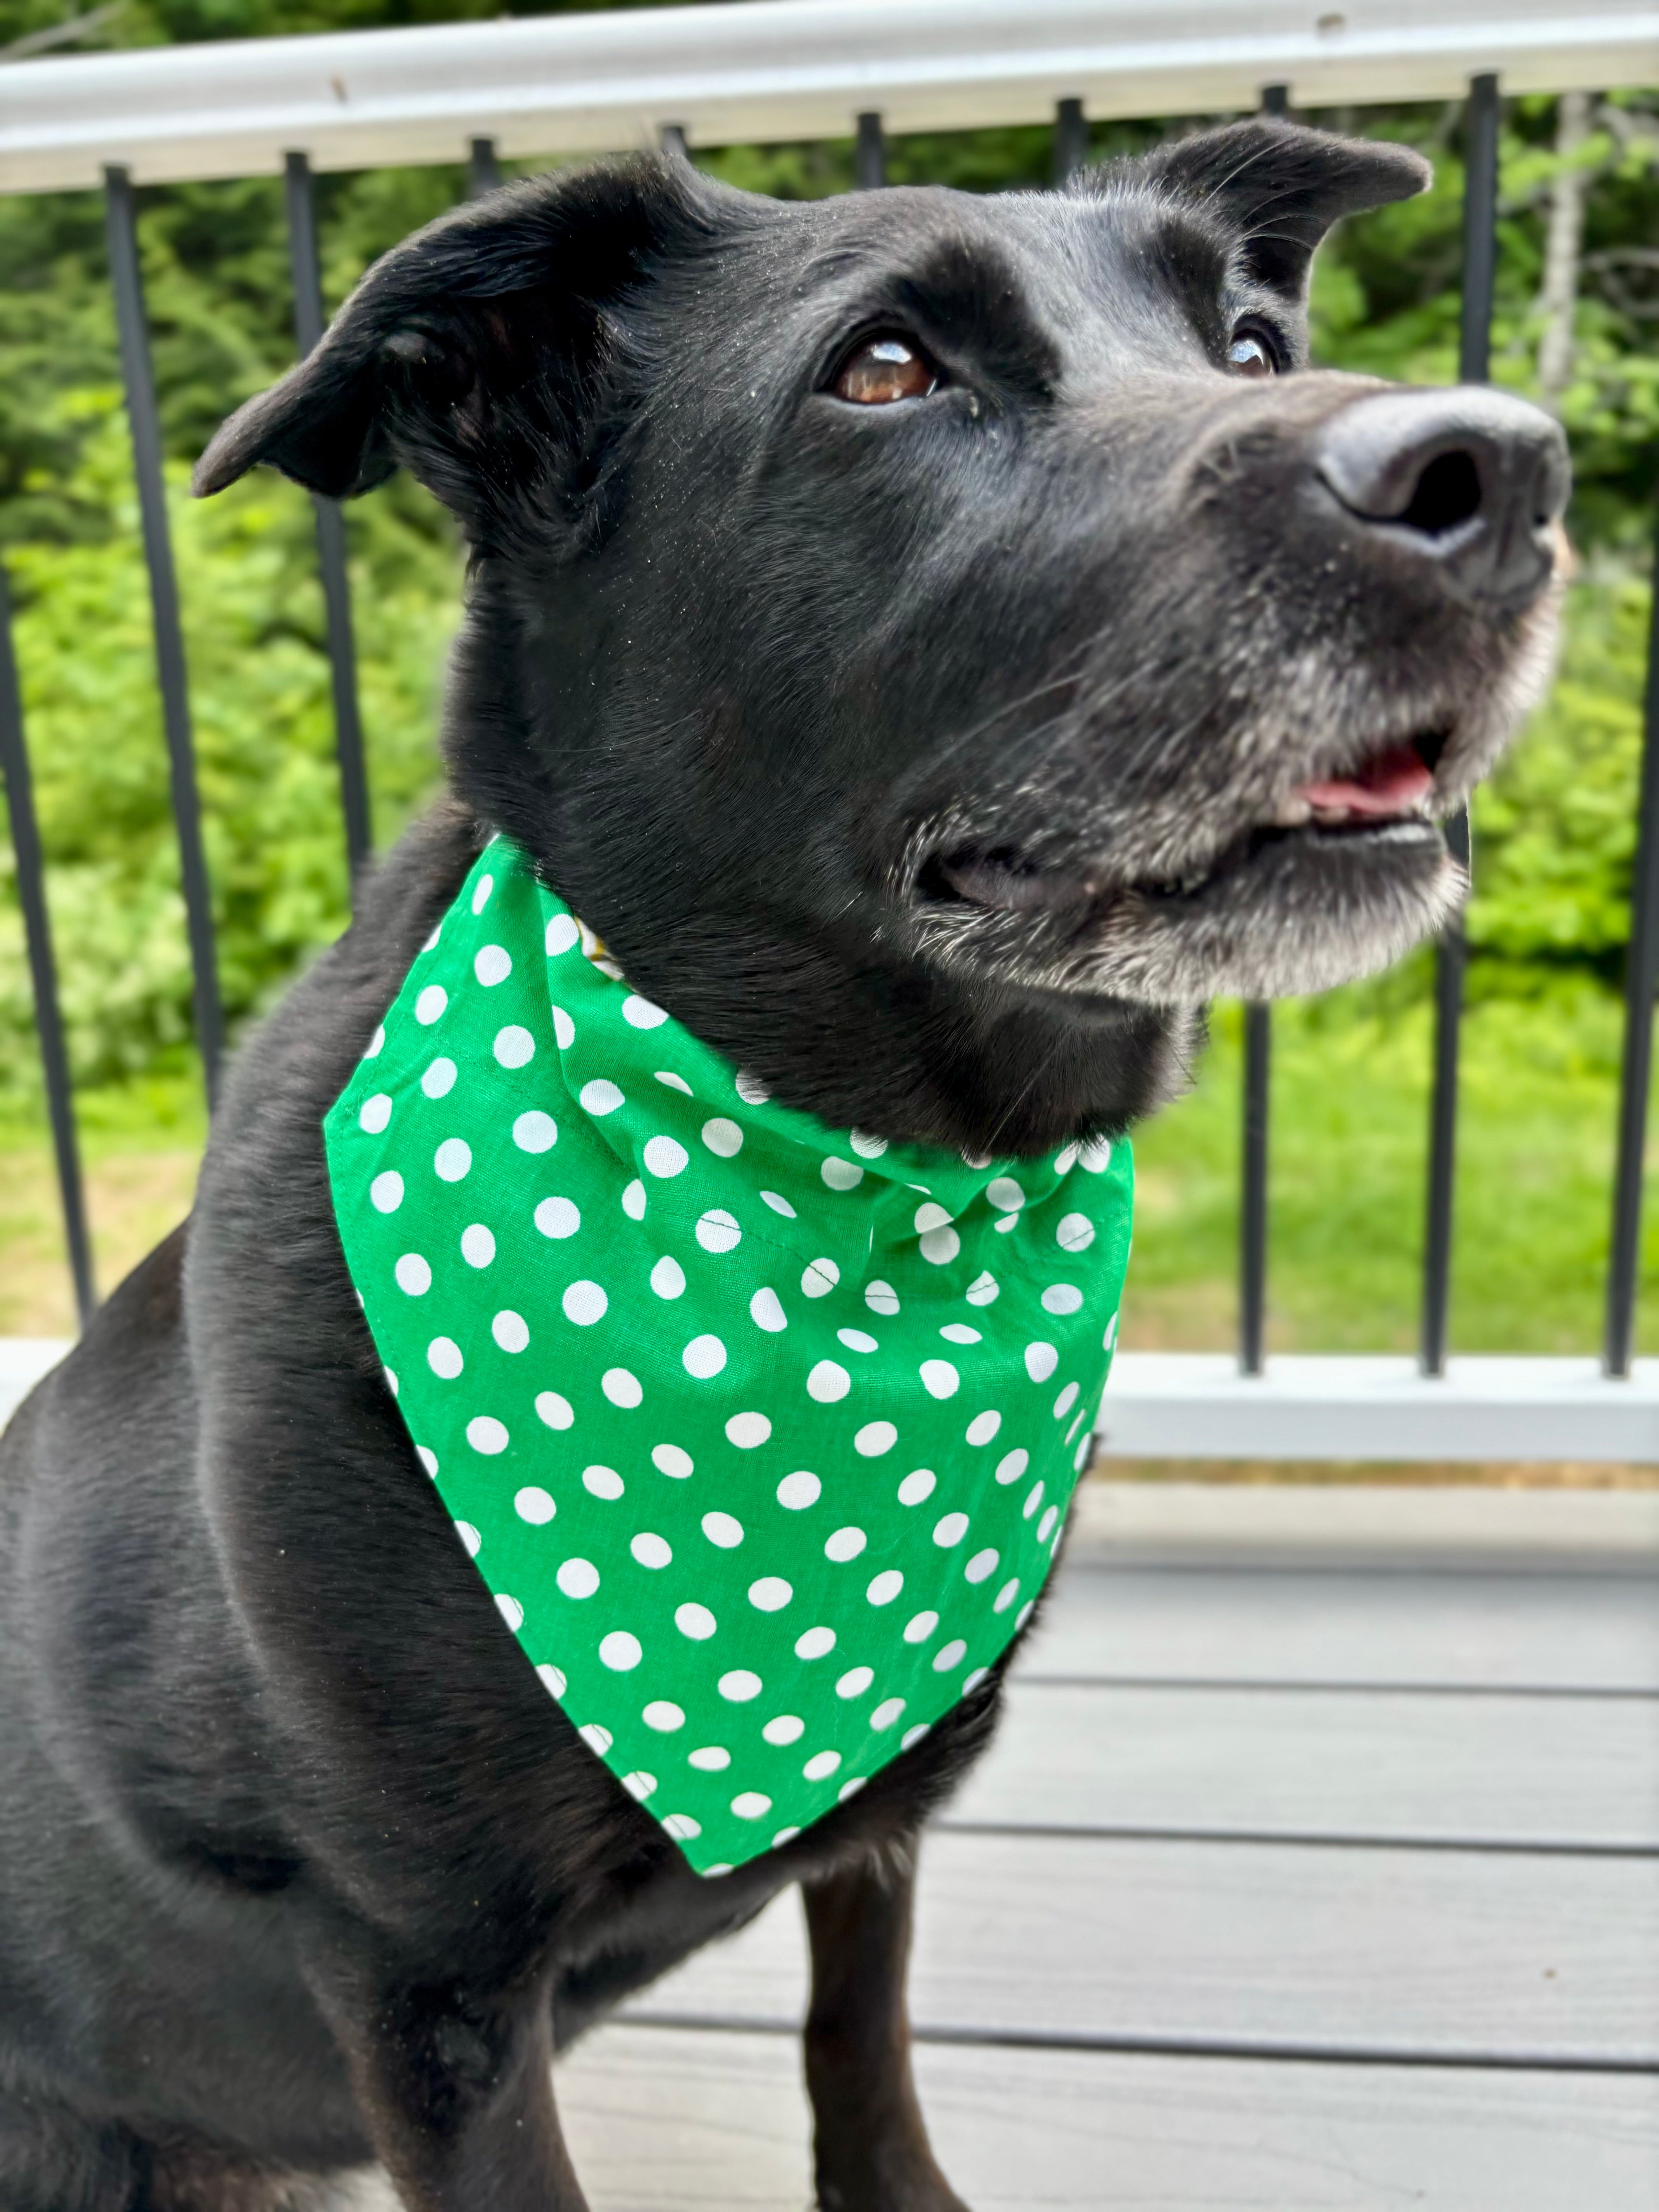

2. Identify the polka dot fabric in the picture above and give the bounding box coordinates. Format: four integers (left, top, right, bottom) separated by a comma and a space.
325, 839, 1132, 1875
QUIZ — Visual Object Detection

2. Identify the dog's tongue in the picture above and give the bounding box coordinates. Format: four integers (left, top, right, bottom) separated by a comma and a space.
1295, 741, 1433, 819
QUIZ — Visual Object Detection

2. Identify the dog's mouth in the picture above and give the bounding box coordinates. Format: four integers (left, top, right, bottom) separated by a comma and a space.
927, 730, 1449, 920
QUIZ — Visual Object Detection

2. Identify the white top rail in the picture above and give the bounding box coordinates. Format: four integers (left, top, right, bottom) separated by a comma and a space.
0, 0, 1656, 195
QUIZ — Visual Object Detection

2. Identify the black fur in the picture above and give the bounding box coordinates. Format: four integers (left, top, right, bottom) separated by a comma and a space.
0, 124, 1563, 2210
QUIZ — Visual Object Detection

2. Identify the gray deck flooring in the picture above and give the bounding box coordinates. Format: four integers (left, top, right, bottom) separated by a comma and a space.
559, 1489, 1659, 2209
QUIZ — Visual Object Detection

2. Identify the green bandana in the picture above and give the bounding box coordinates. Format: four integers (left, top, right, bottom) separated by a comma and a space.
325, 838, 1132, 1875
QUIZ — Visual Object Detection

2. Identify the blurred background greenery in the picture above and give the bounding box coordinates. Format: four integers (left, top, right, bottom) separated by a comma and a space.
2, 0, 1658, 1358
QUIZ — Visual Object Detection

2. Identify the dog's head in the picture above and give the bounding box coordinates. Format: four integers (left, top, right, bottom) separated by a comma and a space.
200, 125, 1568, 1146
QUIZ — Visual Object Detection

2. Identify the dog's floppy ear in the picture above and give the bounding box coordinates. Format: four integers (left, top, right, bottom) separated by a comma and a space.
193, 155, 714, 531
1132, 119, 1431, 300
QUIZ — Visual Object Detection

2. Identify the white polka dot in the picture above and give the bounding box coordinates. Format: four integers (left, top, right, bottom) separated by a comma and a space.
421, 1057, 456, 1099
416, 1447, 439, 1477
414, 984, 447, 1026
963, 1666, 989, 1693
622, 1771, 657, 1801
749, 1287, 787, 1333
965, 1410, 1002, 1446
493, 1024, 535, 1069
515, 1487, 556, 1524
801, 1258, 840, 1298
1054, 1141, 1079, 1174
535, 1391, 574, 1431
434, 1138, 472, 1183
603, 1367, 643, 1408
1024, 1479, 1047, 1521
701, 1116, 743, 1158
836, 1666, 874, 1699
676, 1603, 717, 1640
760, 1189, 797, 1218
562, 1280, 608, 1327
994, 1578, 1021, 1613
583, 1465, 624, 1500
965, 1547, 999, 1584
599, 1630, 642, 1671
867, 1569, 904, 1606
854, 1421, 897, 1458
1038, 1505, 1060, 1543
849, 1128, 889, 1159
822, 1157, 863, 1191
1057, 1211, 1096, 1252
653, 1443, 694, 1479
1104, 1312, 1120, 1351
1080, 1135, 1113, 1173
528, 1197, 579, 1246
384, 1369, 398, 1397
622, 994, 668, 1029
474, 943, 512, 988
513, 1110, 557, 1153
807, 1360, 850, 1403
871, 1696, 906, 1729
1042, 1283, 1084, 1316
996, 1448, 1030, 1486
364, 1024, 386, 1059
580, 1079, 624, 1116
919, 1358, 959, 1399
914, 1201, 953, 1235
545, 913, 579, 957
663, 1814, 702, 1843
557, 1558, 600, 1600
395, 1253, 431, 1297
749, 1576, 793, 1611
718, 1670, 763, 1703
763, 1714, 805, 1746
933, 1638, 968, 1673
919, 1226, 961, 1266
631, 1532, 672, 1569
987, 1176, 1025, 1213
651, 1256, 686, 1299
901, 1723, 931, 1750
777, 1470, 821, 1510
824, 1526, 867, 1563
1024, 1341, 1059, 1383
1017, 1601, 1036, 1630
370, 1171, 405, 1214
725, 1411, 771, 1449
1054, 1380, 1080, 1419
461, 1222, 497, 1267
537, 1663, 566, 1697
470, 872, 494, 915
838, 1777, 867, 1802
965, 1271, 1000, 1306
551, 1006, 575, 1049
837, 1328, 879, 1355
427, 1337, 464, 1380
683, 1334, 727, 1379
655, 1070, 692, 1095
897, 1469, 936, 1507
644, 1699, 684, 1730
495, 1593, 523, 1632
696, 1207, 742, 1254
934, 1511, 969, 1548
736, 1070, 771, 1105
702, 1511, 744, 1549
359, 1092, 392, 1135
455, 1520, 481, 1556
731, 1790, 771, 1819
795, 1626, 836, 1660
622, 1178, 646, 1221
687, 1745, 730, 1770
803, 1749, 841, 1781
1075, 1434, 1094, 1471
940, 1323, 981, 1345
491, 1310, 529, 1354
866, 1280, 900, 1316
579, 1723, 611, 1755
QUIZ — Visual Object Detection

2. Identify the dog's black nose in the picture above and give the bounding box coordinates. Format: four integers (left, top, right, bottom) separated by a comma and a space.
1316, 386, 1570, 611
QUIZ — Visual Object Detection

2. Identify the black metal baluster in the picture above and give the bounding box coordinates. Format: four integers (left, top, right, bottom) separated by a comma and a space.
104, 165, 224, 1110
1421, 72, 1498, 1376
1604, 522, 1659, 1375
1261, 82, 1290, 118
286, 152, 371, 888
0, 565, 95, 1326
468, 137, 501, 196
856, 112, 886, 190
1239, 1001, 1271, 1376
1053, 97, 1088, 186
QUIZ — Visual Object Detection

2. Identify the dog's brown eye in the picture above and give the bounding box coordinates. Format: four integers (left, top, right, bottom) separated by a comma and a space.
835, 337, 938, 405
1227, 332, 1274, 379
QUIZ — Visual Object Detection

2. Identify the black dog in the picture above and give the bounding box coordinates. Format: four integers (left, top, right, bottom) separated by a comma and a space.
0, 122, 1566, 2212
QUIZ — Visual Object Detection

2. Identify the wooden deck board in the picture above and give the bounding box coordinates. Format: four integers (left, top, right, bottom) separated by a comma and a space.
558, 2024, 1659, 2212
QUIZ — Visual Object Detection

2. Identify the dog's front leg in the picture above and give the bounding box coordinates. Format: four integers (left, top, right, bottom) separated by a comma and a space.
312, 1964, 589, 2212
802, 1849, 970, 2212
